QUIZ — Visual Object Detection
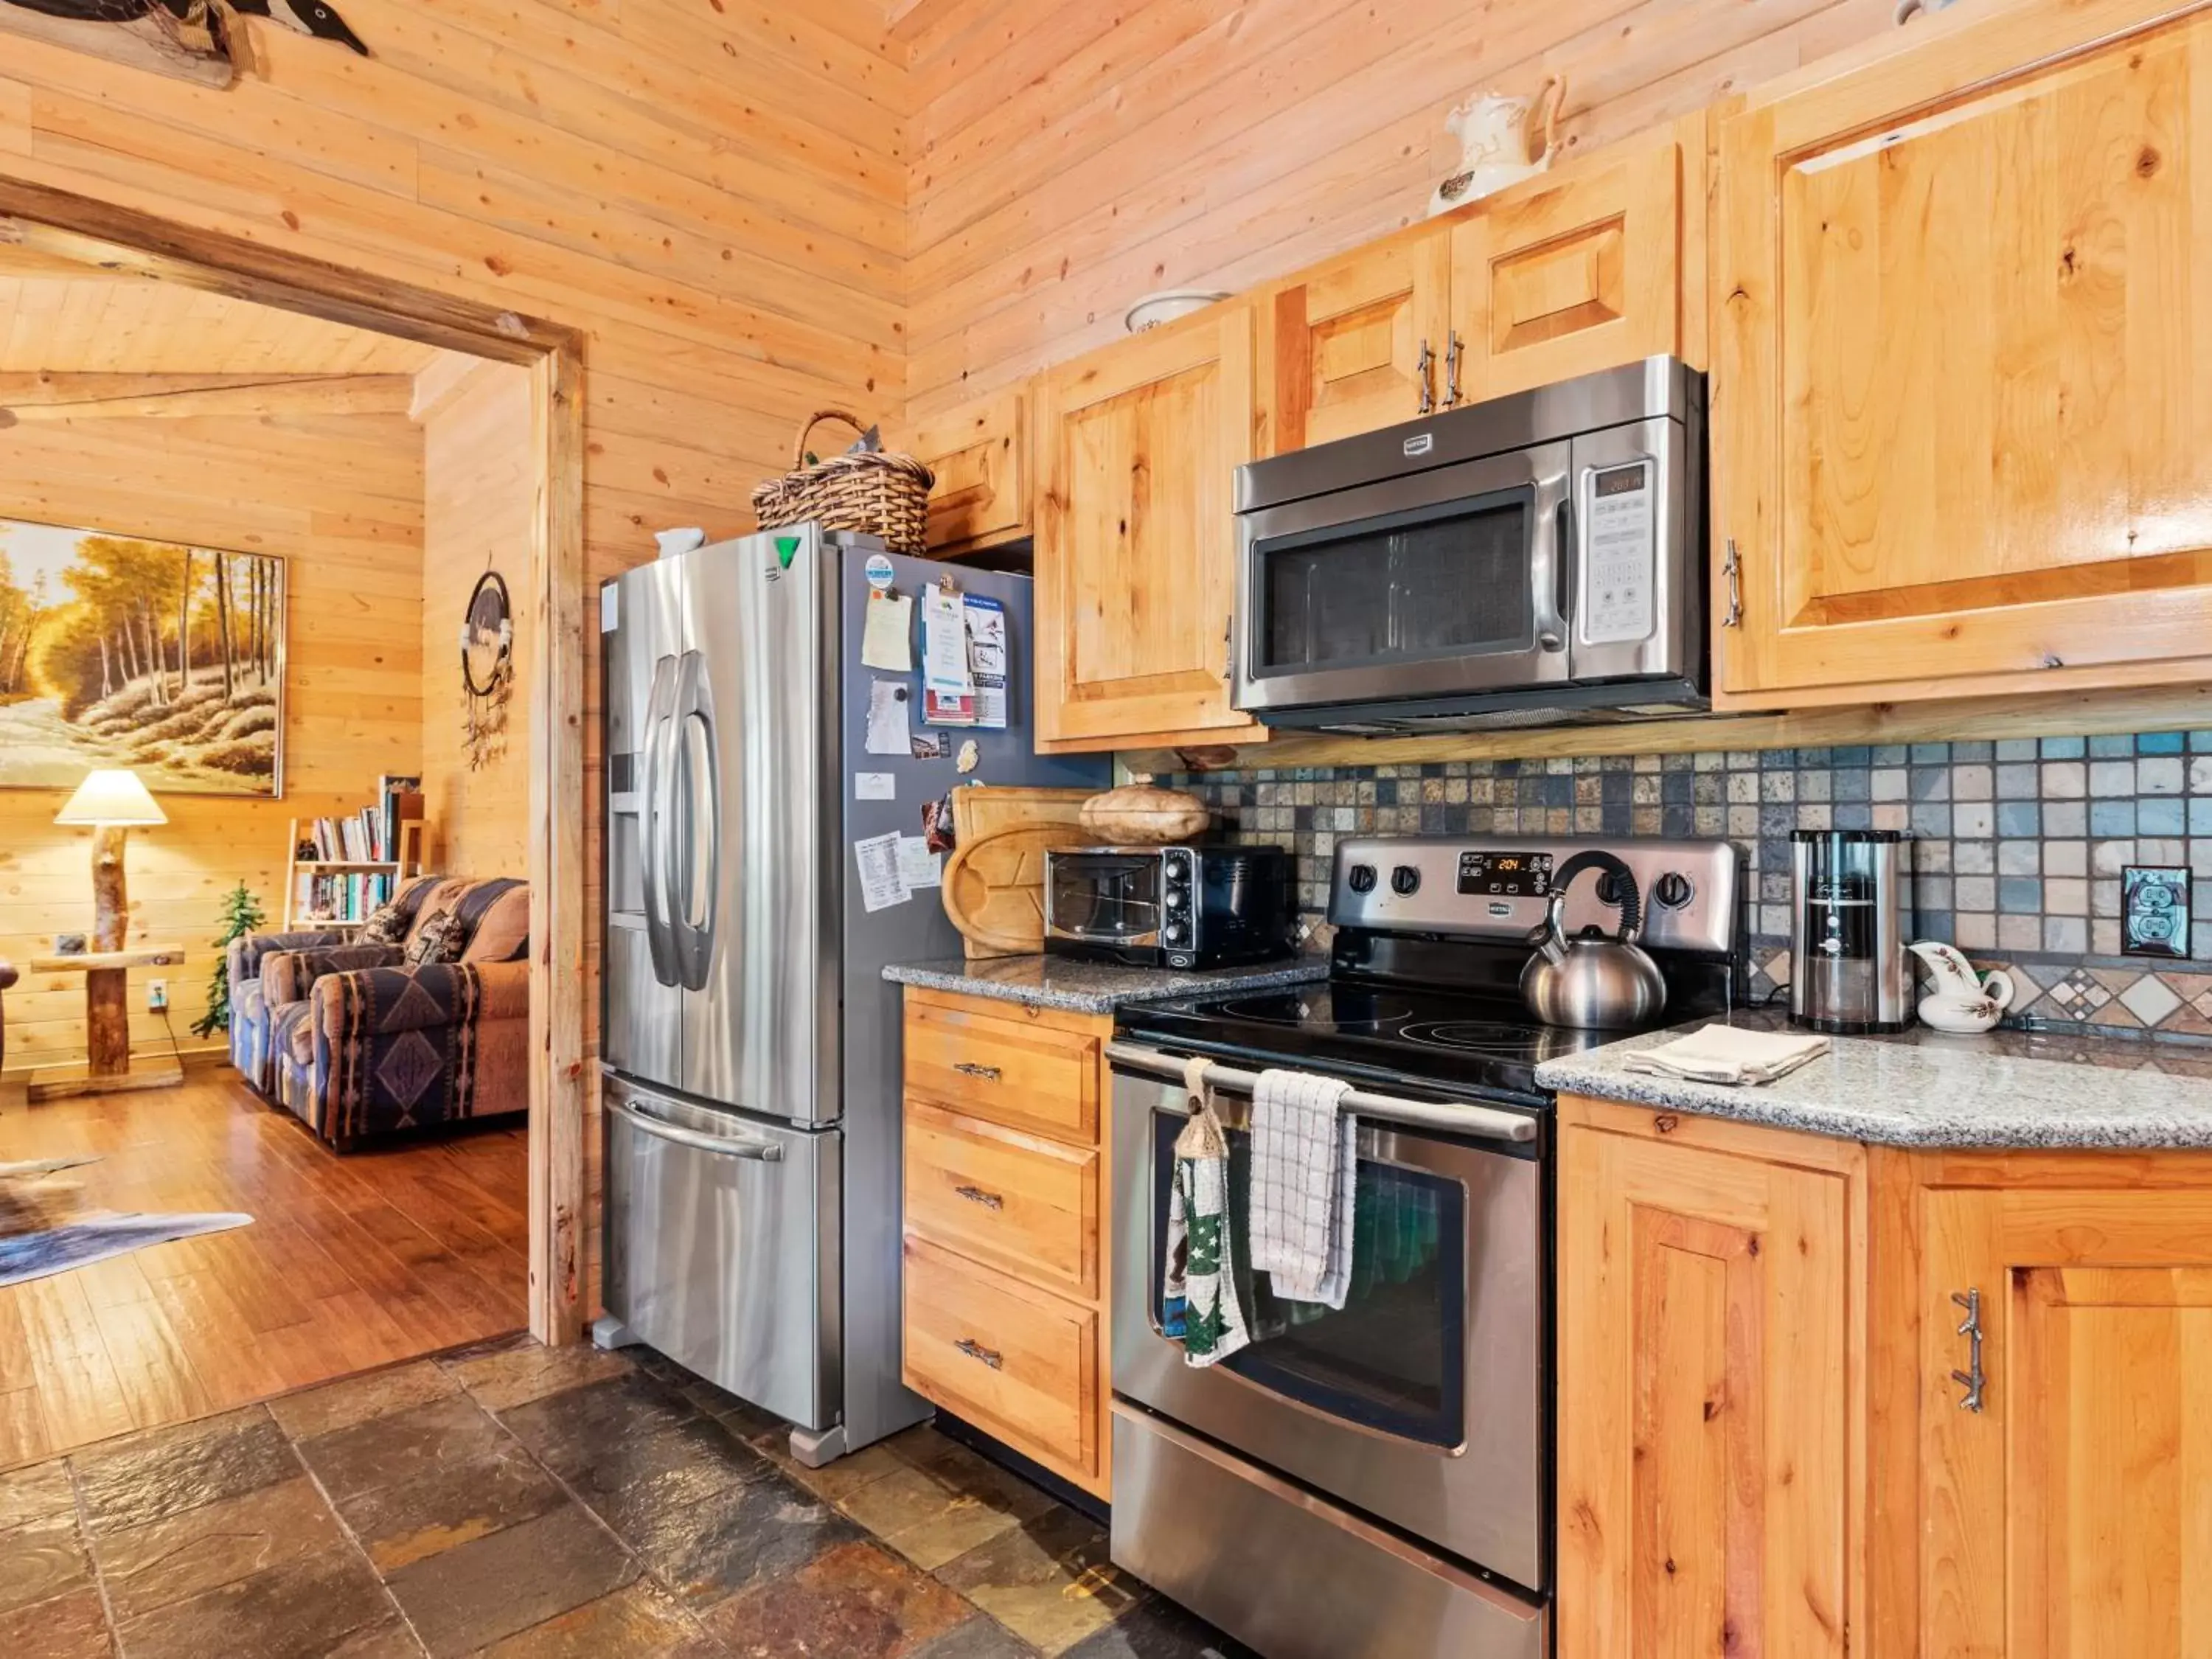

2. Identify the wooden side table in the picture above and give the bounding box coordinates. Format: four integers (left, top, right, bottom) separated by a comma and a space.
24, 943, 187, 1103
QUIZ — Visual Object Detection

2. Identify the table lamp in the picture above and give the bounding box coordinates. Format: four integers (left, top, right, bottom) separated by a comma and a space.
55, 769, 167, 955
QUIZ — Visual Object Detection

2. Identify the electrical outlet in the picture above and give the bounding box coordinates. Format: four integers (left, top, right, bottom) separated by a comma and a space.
147, 979, 168, 1012
2121, 866, 2192, 959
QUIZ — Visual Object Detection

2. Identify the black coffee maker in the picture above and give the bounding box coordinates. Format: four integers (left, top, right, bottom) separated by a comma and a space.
1789, 830, 1911, 1033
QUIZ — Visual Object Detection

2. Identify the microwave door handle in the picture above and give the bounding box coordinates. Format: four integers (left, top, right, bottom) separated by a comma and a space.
1531, 470, 1571, 656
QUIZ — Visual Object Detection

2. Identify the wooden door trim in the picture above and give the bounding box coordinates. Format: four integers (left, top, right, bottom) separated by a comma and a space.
0, 175, 591, 1347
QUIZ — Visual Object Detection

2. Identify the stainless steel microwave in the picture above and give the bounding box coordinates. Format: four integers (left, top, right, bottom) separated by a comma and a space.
1232, 355, 1706, 733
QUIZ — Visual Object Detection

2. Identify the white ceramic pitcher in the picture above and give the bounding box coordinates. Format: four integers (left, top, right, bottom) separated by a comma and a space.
1907, 941, 2016, 1032
1427, 77, 1566, 218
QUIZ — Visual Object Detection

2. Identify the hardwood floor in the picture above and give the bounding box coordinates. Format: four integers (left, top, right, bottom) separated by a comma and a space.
0, 1073, 527, 1470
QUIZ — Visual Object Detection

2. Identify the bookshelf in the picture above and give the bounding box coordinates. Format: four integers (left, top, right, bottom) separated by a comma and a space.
282, 793, 426, 930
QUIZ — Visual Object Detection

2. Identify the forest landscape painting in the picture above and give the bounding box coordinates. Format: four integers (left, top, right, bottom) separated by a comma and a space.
0, 518, 285, 796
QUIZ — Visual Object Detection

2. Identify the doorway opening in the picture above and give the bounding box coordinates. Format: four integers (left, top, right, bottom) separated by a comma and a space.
0, 179, 585, 1466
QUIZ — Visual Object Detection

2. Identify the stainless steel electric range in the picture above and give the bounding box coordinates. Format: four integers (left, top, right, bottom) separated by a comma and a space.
1105, 833, 1748, 1659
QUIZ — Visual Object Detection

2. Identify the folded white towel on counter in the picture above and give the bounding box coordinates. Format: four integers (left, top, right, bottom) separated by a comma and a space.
1620, 1024, 1831, 1087
1249, 1068, 1357, 1309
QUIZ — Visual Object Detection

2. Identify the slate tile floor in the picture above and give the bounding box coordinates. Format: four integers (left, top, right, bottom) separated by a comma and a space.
0, 1334, 1249, 1659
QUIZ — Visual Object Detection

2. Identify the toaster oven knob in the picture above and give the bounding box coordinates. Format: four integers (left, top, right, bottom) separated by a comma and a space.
1348, 863, 1378, 894
1164, 920, 1189, 946
1391, 864, 1422, 896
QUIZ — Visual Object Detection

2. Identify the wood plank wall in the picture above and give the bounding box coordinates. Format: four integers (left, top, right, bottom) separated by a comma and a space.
0, 0, 911, 1069
0, 410, 425, 1072
899, 0, 1899, 416
419, 358, 536, 880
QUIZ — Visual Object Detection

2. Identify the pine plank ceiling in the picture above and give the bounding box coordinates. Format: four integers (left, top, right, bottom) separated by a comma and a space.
0, 245, 442, 376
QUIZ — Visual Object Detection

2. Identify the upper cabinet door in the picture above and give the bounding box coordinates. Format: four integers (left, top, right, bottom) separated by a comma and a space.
1033, 305, 1264, 750
1449, 128, 1694, 406
900, 387, 1028, 556
1716, 0, 2212, 705
1259, 231, 1453, 451
1919, 1183, 2212, 1657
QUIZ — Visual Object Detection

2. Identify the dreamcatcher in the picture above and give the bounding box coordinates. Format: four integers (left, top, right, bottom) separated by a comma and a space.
460, 568, 514, 772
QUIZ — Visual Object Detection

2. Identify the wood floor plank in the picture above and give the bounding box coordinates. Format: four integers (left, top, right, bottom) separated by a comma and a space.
0, 1075, 526, 1467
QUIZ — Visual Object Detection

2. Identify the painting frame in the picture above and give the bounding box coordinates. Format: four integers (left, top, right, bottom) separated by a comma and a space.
0, 514, 288, 800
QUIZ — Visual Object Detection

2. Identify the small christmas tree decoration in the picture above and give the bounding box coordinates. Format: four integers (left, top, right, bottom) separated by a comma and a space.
193, 880, 265, 1038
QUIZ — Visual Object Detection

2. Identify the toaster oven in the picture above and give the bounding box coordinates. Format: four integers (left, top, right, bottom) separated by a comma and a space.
1044, 844, 1295, 970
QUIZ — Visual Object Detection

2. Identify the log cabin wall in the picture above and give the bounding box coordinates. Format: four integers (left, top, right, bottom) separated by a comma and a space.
0, 406, 426, 1073
0, 3, 907, 1068
897, 0, 1897, 416
417, 356, 535, 881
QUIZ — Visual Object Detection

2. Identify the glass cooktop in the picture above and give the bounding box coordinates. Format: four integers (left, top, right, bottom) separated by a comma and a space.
1117, 979, 1626, 1099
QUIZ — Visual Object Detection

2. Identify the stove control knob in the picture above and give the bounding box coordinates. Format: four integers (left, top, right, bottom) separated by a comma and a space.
1164, 920, 1189, 945
1652, 872, 1694, 910
1391, 865, 1422, 896
1348, 863, 1379, 894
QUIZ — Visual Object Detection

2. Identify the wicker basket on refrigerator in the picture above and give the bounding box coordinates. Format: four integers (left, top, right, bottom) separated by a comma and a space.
750, 409, 935, 556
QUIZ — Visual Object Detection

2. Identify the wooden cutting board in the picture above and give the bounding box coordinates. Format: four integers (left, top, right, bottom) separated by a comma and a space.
941, 787, 1098, 959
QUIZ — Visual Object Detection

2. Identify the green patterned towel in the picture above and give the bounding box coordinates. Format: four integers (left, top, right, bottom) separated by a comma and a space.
1162, 1057, 1250, 1366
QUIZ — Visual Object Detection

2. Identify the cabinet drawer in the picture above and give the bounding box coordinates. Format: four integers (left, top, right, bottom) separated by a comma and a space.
904, 1001, 1099, 1144
902, 1237, 1100, 1487
905, 1101, 1099, 1299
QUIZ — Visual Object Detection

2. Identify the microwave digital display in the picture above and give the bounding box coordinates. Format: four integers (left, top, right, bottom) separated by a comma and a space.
1457, 850, 1554, 897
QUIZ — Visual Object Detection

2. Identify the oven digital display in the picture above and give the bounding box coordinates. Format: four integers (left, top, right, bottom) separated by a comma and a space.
1456, 850, 1554, 897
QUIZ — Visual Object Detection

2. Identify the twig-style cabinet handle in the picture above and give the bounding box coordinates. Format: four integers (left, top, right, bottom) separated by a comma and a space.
953, 1062, 1001, 1082
954, 1185, 1004, 1211
955, 1338, 1003, 1370
1950, 1288, 1986, 1413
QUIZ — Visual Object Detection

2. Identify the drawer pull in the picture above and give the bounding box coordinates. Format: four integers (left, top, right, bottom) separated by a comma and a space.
954, 1184, 1004, 1211
1950, 1288, 1986, 1413
953, 1062, 1003, 1082
955, 1337, 1003, 1370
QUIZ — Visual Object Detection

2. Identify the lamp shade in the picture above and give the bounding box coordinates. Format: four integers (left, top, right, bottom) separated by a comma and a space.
55, 769, 167, 827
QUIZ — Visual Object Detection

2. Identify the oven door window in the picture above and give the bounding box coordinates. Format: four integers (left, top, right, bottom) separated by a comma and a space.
1251, 490, 1534, 680
1151, 1114, 1467, 1447
1055, 858, 1162, 942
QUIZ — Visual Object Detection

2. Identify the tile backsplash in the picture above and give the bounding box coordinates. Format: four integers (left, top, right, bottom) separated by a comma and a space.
1165, 730, 2212, 1037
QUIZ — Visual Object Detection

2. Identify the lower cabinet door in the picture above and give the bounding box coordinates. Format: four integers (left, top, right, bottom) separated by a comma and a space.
1557, 1123, 1851, 1658
1921, 1186, 2212, 1658
902, 1234, 1102, 1492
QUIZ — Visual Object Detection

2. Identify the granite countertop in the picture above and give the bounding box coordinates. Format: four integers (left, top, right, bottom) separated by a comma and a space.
883, 953, 1329, 1015
1535, 1011, 2212, 1150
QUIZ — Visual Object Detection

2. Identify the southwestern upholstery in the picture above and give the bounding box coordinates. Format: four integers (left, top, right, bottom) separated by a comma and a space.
228, 926, 352, 1093
226, 874, 447, 1096
273, 877, 530, 1149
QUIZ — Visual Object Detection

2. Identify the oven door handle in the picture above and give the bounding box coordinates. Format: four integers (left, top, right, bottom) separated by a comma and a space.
1105, 1042, 1538, 1144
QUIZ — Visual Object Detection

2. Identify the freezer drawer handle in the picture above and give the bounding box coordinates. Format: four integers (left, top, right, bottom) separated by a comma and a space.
955, 1337, 1004, 1370
953, 1062, 1003, 1082
608, 1097, 785, 1162
953, 1185, 1004, 1211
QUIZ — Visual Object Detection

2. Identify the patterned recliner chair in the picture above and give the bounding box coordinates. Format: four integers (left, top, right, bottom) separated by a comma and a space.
276, 877, 532, 1151
226, 874, 447, 1094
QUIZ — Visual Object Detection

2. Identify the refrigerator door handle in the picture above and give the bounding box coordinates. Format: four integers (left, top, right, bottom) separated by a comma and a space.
607, 1095, 784, 1161
639, 654, 680, 987
666, 650, 719, 992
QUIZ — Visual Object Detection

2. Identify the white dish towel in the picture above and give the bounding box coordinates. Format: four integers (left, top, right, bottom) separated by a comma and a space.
1620, 1024, 1831, 1086
1249, 1068, 1357, 1310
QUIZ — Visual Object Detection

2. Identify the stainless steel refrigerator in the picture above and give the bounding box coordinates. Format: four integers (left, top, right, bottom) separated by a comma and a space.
595, 525, 1104, 1464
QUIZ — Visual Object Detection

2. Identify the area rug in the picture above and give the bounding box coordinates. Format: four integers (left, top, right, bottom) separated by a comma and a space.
0, 1212, 254, 1288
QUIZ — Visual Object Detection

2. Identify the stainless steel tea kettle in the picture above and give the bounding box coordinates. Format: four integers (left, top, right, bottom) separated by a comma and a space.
1520, 849, 1666, 1029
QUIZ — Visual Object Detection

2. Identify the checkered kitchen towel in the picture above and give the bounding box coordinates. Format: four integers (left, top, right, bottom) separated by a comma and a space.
1250, 1068, 1357, 1310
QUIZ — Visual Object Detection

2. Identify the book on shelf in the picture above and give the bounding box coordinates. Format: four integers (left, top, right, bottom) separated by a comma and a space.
296, 794, 422, 868
300, 871, 394, 922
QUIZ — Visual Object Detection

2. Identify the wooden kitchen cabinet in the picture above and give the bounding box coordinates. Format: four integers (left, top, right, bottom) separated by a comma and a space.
1714, 0, 2212, 707
1032, 302, 1264, 751
1914, 1171, 2212, 1656
1447, 119, 1703, 406
900, 987, 1113, 1497
1256, 115, 1707, 455
1259, 229, 1453, 453
1557, 1102, 1858, 1659
1561, 1096, 2212, 1658
897, 386, 1029, 557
